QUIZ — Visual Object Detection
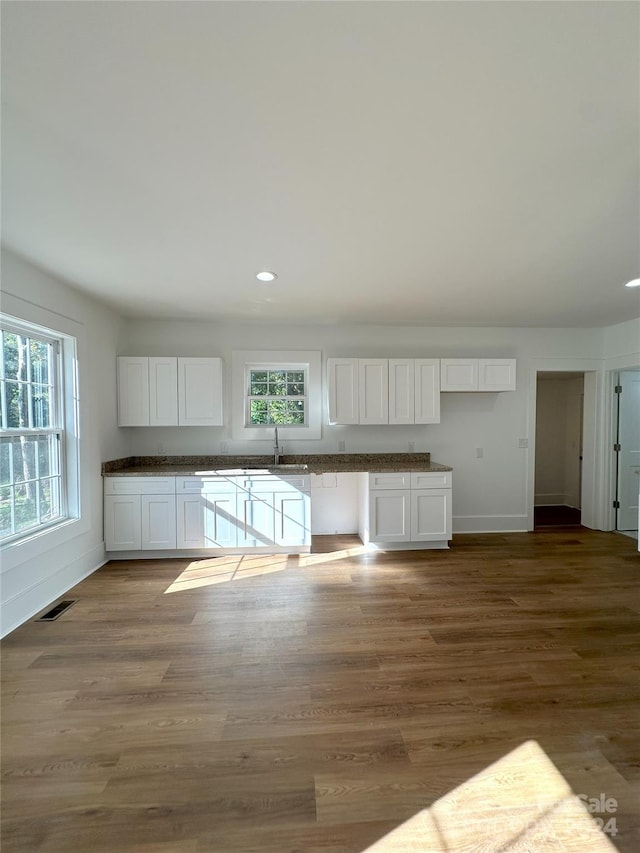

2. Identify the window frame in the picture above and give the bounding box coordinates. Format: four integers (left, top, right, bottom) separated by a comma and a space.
0, 315, 75, 547
232, 350, 322, 441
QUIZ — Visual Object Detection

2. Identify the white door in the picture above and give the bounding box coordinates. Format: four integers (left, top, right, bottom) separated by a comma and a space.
414, 359, 441, 423
149, 357, 178, 426
274, 492, 310, 546
141, 494, 177, 549
617, 370, 640, 531
389, 359, 414, 425
359, 359, 389, 424
117, 357, 149, 426
176, 494, 206, 548
411, 489, 452, 541
178, 357, 223, 426
105, 494, 142, 550
369, 490, 411, 541
327, 358, 359, 424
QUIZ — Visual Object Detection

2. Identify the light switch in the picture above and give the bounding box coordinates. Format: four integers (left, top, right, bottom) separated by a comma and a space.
475, 447, 483, 458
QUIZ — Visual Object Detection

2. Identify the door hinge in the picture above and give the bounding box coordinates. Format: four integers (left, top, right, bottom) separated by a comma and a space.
613, 500, 620, 509
614, 385, 622, 394
613, 443, 621, 452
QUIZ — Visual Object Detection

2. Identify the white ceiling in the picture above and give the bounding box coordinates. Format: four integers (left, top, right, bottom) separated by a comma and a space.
2, 1, 639, 328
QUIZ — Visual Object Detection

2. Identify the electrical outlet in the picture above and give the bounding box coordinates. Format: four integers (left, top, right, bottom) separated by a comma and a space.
518, 438, 529, 449
338, 440, 346, 452
220, 441, 229, 454
408, 442, 415, 453
475, 447, 484, 459
157, 442, 164, 454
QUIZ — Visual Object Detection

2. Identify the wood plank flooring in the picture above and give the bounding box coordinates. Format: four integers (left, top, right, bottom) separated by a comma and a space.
2, 530, 639, 852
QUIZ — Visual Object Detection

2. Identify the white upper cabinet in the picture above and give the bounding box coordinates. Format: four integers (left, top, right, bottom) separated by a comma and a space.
327, 358, 359, 424
359, 359, 389, 425
441, 358, 516, 391
178, 358, 223, 426
117, 357, 150, 426
414, 359, 441, 423
440, 359, 479, 392
117, 356, 224, 426
328, 358, 441, 425
478, 358, 517, 391
389, 359, 415, 425
149, 357, 178, 426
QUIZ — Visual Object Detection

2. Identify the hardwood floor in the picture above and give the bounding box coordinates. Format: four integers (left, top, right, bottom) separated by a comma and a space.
2, 530, 639, 852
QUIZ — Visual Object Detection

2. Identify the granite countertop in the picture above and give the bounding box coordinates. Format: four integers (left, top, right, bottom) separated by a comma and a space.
102, 453, 452, 476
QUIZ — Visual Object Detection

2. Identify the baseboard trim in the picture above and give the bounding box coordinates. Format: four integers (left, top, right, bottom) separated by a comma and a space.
1, 542, 107, 638
453, 515, 528, 534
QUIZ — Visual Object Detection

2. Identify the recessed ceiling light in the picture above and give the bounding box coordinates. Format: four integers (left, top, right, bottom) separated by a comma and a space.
624, 278, 640, 288
256, 271, 277, 282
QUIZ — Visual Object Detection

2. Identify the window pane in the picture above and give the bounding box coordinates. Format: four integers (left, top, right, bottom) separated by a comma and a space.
288, 371, 304, 383
287, 400, 306, 423
267, 400, 290, 423
0, 486, 12, 538
249, 399, 268, 424
14, 483, 37, 534
250, 371, 268, 384
5, 381, 28, 428
2, 333, 24, 381
38, 435, 59, 477
30, 340, 50, 384
287, 381, 305, 396
0, 440, 11, 486
31, 384, 51, 427
267, 371, 287, 395
39, 477, 61, 523
250, 382, 268, 396
13, 437, 37, 483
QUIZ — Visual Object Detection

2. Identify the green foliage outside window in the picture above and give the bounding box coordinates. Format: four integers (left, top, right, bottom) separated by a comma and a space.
248, 369, 306, 425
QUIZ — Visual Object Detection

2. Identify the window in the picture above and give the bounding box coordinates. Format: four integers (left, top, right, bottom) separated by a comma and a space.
0, 320, 66, 544
232, 350, 322, 441
247, 367, 307, 426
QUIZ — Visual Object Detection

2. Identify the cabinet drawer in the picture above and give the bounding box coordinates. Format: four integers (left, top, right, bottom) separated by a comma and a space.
410, 471, 452, 489
176, 476, 237, 494
368, 472, 411, 490
240, 475, 310, 493
104, 476, 175, 495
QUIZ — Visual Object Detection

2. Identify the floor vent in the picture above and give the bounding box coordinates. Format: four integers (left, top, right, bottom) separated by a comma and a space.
36, 600, 77, 621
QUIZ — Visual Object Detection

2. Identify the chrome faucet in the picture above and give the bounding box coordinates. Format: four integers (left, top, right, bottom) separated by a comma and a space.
273, 427, 283, 465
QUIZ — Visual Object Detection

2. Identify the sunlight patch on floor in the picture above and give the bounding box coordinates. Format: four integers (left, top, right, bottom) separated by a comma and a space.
164, 544, 371, 593
363, 740, 616, 852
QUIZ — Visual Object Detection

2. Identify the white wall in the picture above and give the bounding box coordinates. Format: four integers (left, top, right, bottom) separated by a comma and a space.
119, 319, 603, 534
0, 249, 126, 636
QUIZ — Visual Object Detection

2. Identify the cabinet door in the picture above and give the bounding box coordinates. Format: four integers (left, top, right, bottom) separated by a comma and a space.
117, 357, 150, 426
440, 359, 478, 392
369, 489, 411, 541
411, 488, 452, 541
414, 359, 441, 423
105, 494, 142, 550
274, 491, 310, 546
178, 357, 223, 426
176, 492, 237, 548
149, 357, 178, 426
236, 492, 276, 547
478, 358, 516, 391
389, 360, 414, 425
359, 359, 389, 424
327, 358, 359, 424
141, 494, 177, 549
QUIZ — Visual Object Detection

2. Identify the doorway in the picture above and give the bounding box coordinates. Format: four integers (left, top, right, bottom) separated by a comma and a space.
534, 372, 584, 528
614, 369, 640, 540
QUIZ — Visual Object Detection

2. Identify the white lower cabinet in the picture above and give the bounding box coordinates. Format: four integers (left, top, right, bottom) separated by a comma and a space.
105, 474, 311, 554
362, 471, 452, 549
104, 477, 176, 551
